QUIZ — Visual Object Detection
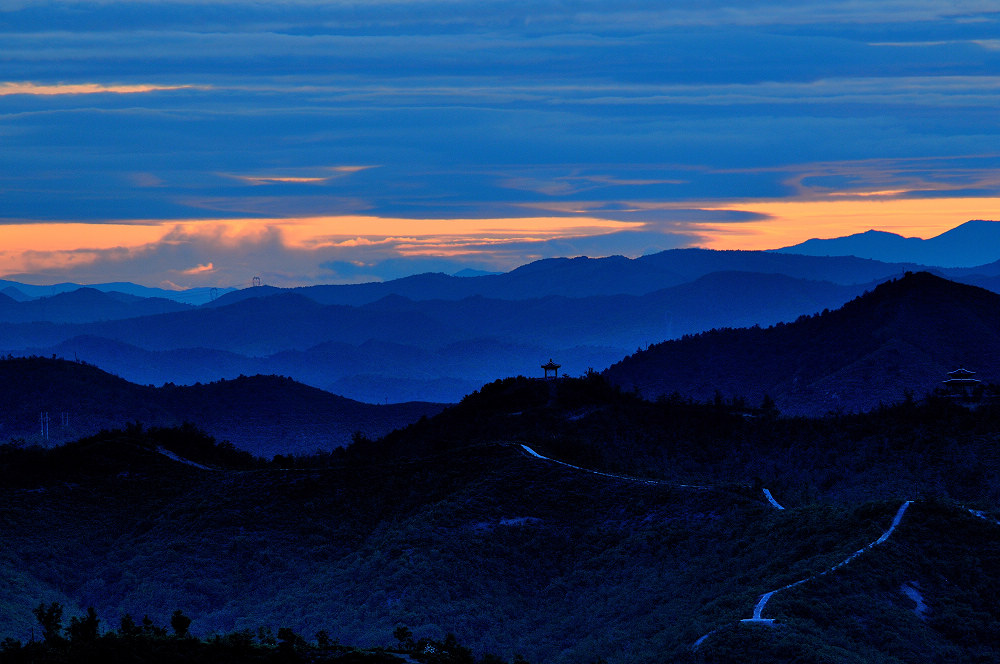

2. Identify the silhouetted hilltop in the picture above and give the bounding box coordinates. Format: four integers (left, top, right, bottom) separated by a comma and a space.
776, 219, 1000, 267
0, 357, 444, 456
0, 287, 191, 324
604, 272, 1000, 415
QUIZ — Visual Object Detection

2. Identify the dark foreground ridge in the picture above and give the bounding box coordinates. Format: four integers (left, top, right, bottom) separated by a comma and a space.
2, 373, 1000, 663
0, 356, 444, 457
0, 604, 499, 664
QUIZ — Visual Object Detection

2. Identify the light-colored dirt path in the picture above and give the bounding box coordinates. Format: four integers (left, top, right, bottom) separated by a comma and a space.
694, 500, 913, 650
156, 446, 215, 470
746, 500, 912, 621
519, 443, 710, 488
762, 488, 785, 510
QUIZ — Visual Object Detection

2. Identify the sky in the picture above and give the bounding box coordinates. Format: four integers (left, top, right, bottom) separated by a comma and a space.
2, 1, 999, 289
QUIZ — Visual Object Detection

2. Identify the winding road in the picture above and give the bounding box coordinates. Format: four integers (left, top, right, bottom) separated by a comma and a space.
518, 442, 916, 653
762, 488, 785, 510
519, 444, 710, 489
745, 500, 912, 622
156, 446, 215, 470
693, 500, 913, 650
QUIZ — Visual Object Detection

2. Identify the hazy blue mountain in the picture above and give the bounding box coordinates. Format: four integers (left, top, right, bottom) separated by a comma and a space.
955, 273, 1000, 293
202, 284, 283, 307
74, 292, 471, 356
0, 245, 969, 329
774, 219, 1000, 267
488, 249, 926, 295
0, 356, 443, 456
0, 287, 192, 324
0, 286, 31, 302
0, 278, 231, 305
2, 249, 985, 405
605, 272, 1000, 415
944, 257, 1000, 278
14, 334, 624, 405
198, 249, 932, 309
452, 267, 501, 277
0, 236, 993, 319
35, 335, 256, 386
348, 272, 868, 352
0, 271, 870, 403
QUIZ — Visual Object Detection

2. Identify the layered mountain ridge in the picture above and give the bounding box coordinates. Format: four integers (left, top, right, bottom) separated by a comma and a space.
605, 271, 1000, 414
0, 357, 443, 457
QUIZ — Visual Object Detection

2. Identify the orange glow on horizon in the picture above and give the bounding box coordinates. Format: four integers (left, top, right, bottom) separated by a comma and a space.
0, 197, 997, 284
0, 215, 634, 281
689, 197, 1000, 250
272, 215, 634, 248
0, 223, 164, 254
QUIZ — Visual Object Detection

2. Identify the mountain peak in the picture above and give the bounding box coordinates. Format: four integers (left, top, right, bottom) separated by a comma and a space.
775, 219, 1000, 268
605, 272, 1000, 415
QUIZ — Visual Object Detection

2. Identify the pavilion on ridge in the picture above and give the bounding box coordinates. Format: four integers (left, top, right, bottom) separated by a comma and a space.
542, 359, 561, 379
943, 368, 982, 400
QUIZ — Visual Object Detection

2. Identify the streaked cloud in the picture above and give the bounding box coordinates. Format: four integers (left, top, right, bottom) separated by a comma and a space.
224, 166, 376, 186
1, 1, 999, 286
0, 81, 201, 96
180, 262, 215, 275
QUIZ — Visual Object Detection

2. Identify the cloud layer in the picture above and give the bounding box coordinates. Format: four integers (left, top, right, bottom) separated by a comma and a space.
2, 1, 999, 285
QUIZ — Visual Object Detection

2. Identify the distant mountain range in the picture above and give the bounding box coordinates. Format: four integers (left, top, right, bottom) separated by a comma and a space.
0, 269, 877, 403
216, 249, 934, 307
2, 223, 1000, 404
0, 357, 444, 457
605, 271, 1000, 415
7, 270, 994, 425
0, 279, 229, 306
0, 287, 191, 324
774, 219, 1000, 268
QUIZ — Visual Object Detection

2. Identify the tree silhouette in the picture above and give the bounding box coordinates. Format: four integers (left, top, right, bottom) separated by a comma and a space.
31, 602, 64, 645
68, 607, 99, 644
170, 609, 192, 638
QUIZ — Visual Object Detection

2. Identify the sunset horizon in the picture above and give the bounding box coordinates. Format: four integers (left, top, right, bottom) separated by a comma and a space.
3, 4, 1000, 661
4, 1, 999, 289
0, 209, 995, 290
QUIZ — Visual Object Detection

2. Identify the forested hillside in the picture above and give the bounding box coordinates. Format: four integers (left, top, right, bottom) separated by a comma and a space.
605, 272, 1000, 415
0, 357, 443, 456
1, 375, 998, 663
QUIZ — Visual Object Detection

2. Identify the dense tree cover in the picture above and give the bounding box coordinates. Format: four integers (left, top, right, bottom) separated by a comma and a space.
605, 272, 1000, 415
2, 376, 1000, 663
0, 356, 443, 455
354, 372, 1000, 506
0, 603, 502, 664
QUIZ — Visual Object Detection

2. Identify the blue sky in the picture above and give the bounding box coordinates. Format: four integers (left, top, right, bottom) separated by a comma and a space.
2, 1, 999, 287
